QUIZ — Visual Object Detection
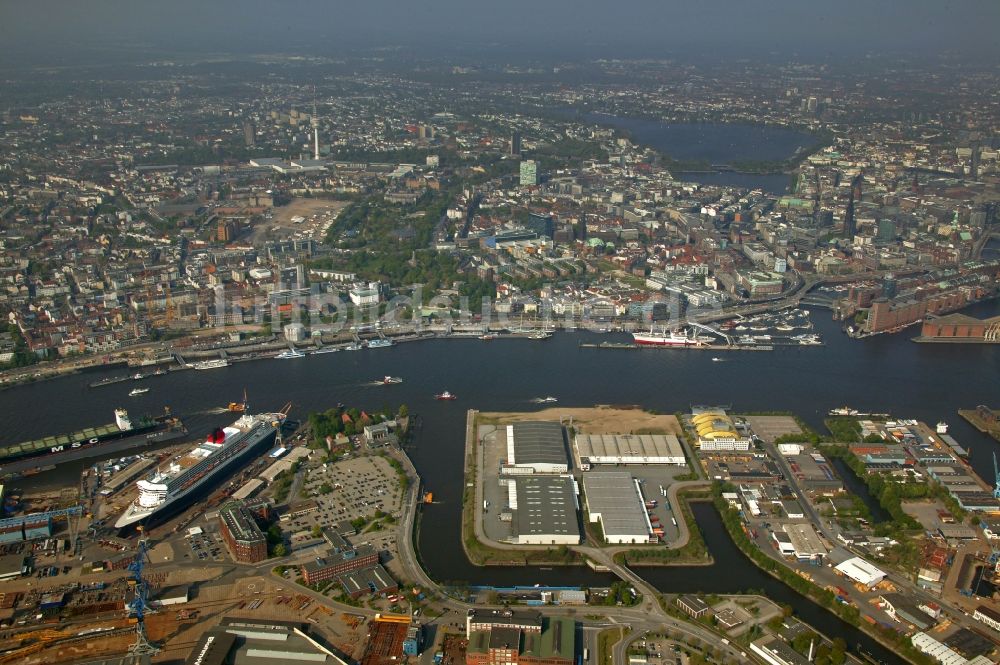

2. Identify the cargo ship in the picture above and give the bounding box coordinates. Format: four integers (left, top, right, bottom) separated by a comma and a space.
114, 410, 283, 528
632, 328, 708, 347
0, 409, 183, 467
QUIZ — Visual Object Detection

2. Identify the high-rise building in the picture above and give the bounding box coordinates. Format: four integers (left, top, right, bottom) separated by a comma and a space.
844, 173, 863, 239
243, 120, 256, 147
519, 160, 538, 186
510, 130, 522, 156
876, 219, 896, 243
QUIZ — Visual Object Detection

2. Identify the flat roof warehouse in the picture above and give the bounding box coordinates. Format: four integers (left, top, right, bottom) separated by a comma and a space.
509, 475, 581, 545
575, 433, 686, 467
506, 422, 569, 473
582, 472, 652, 544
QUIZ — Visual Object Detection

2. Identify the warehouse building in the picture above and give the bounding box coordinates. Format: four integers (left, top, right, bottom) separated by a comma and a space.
834, 556, 886, 589
506, 476, 580, 545
184, 618, 346, 665
574, 433, 686, 469
339, 564, 398, 599
782, 524, 827, 562
582, 472, 652, 544
504, 422, 568, 474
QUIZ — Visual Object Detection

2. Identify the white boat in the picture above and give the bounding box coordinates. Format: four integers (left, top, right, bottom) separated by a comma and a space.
367, 338, 393, 348
345, 343, 363, 351
129, 388, 149, 397
192, 359, 229, 370
378, 376, 403, 385
275, 349, 305, 359
711, 357, 723, 362
936, 422, 949, 434
313, 346, 340, 354
632, 328, 707, 347
434, 391, 457, 400
114, 411, 283, 528
531, 396, 558, 403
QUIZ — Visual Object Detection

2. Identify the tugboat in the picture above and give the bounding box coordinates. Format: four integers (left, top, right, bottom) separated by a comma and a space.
434, 391, 457, 400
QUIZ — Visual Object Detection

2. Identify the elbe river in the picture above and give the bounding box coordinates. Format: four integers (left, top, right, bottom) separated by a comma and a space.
4, 302, 999, 664
5, 121, 998, 662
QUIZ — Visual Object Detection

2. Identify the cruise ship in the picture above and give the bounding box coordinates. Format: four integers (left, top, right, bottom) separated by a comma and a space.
632, 328, 708, 347
114, 411, 283, 528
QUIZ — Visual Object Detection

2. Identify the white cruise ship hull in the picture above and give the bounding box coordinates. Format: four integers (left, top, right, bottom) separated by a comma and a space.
114, 418, 278, 529
632, 333, 706, 347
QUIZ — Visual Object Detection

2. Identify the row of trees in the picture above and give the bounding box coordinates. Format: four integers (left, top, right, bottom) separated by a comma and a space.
711, 483, 934, 665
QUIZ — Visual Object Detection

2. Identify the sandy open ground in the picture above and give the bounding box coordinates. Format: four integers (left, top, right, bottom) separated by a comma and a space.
478, 406, 681, 435
248, 197, 350, 242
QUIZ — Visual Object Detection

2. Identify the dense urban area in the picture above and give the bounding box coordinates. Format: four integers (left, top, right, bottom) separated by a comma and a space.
0, 38, 999, 665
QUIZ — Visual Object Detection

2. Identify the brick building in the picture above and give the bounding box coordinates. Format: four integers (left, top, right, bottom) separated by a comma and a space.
218, 500, 267, 564
919, 312, 1000, 341
465, 610, 574, 665
300, 543, 378, 585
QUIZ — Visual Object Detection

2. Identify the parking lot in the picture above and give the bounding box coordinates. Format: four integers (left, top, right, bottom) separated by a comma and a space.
184, 529, 225, 563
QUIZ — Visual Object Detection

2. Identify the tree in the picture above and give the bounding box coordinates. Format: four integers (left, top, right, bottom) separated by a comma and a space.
273, 543, 287, 557
311, 524, 323, 539
398, 404, 409, 418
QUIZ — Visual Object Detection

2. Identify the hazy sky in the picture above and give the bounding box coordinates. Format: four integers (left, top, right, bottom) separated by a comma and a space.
2, 0, 998, 65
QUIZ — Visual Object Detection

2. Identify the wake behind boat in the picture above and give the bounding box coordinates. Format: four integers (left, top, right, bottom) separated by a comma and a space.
530, 396, 558, 403
373, 376, 403, 385
434, 391, 457, 400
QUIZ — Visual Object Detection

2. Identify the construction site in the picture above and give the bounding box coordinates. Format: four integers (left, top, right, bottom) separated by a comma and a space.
0, 537, 375, 665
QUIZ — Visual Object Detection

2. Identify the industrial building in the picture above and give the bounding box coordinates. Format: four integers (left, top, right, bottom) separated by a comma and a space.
834, 556, 886, 589
750, 635, 810, 665
582, 472, 652, 544
467, 608, 543, 634
218, 500, 268, 564
781, 524, 827, 562
339, 564, 398, 599
691, 409, 751, 451
504, 422, 568, 474
879, 593, 936, 630
574, 433, 686, 469
184, 618, 346, 665
0, 515, 52, 544
466, 615, 574, 665
506, 476, 580, 545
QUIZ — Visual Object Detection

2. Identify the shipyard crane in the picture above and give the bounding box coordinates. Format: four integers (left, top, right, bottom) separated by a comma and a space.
126, 535, 159, 656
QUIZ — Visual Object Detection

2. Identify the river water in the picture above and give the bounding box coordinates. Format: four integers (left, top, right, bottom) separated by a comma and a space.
5, 302, 1000, 663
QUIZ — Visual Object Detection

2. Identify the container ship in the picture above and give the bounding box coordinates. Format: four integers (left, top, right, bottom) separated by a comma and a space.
114, 410, 284, 529
0, 409, 184, 468
632, 328, 708, 347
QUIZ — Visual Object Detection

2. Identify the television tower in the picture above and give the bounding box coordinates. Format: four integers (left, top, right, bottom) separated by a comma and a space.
312, 87, 320, 161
